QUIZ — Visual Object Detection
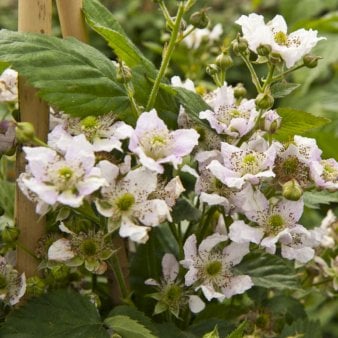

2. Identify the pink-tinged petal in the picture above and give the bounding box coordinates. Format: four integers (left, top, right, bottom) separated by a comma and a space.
97, 160, 119, 184
223, 242, 249, 265
281, 245, 314, 264
188, 295, 205, 313
184, 266, 199, 286
48, 238, 75, 261
57, 190, 83, 208
200, 284, 225, 301
261, 233, 285, 254
207, 160, 241, 188
162, 253, 179, 283
171, 129, 199, 156
119, 217, 150, 243
229, 220, 264, 244
22, 178, 58, 205
199, 233, 228, 253
135, 147, 164, 173
93, 137, 122, 152
294, 135, 322, 162
59, 222, 74, 234
222, 275, 253, 298
136, 200, 171, 227
77, 176, 106, 196
164, 176, 185, 207
110, 121, 134, 140
277, 198, 304, 224
48, 125, 73, 152
182, 235, 197, 266
199, 192, 229, 208
95, 200, 114, 218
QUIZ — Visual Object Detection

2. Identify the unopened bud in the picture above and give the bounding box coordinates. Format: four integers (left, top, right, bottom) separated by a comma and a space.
282, 179, 303, 201
255, 92, 274, 110
116, 63, 132, 83
50, 265, 70, 280
0, 120, 16, 156
257, 44, 272, 56
269, 52, 283, 64
303, 54, 321, 68
26, 276, 46, 297
15, 122, 35, 143
216, 52, 233, 69
231, 37, 248, 55
262, 109, 281, 133
1, 226, 19, 243
189, 10, 209, 29
206, 64, 220, 76
234, 83, 247, 100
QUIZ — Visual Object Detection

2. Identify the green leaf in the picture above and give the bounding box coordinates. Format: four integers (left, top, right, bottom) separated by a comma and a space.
274, 107, 329, 142
202, 325, 220, 338
0, 179, 15, 218
303, 190, 338, 209
271, 82, 300, 98
236, 253, 300, 290
83, 0, 156, 77
104, 315, 157, 338
280, 319, 322, 338
0, 29, 129, 117
172, 198, 201, 222
0, 289, 109, 338
226, 321, 247, 338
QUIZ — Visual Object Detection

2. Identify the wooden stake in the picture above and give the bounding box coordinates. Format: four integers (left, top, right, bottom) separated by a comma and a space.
56, 0, 88, 41
16, 0, 52, 277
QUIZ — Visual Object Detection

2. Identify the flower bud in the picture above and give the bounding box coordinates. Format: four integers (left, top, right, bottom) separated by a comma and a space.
257, 44, 272, 56
216, 52, 233, 69
26, 276, 46, 297
262, 110, 281, 133
15, 122, 36, 143
50, 265, 70, 280
206, 64, 220, 76
231, 37, 248, 55
116, 63, 132, 83
0, 120, 16, 156
303, 54, 321, 68
282, 179, 303, 201
234, 83, 247, 100
189, 10, 209, 29
255, 92, 274, 110
1, 226, 19, 243
269, 52, 283, 64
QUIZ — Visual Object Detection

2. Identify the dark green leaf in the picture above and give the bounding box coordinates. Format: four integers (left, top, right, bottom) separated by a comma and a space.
172, 198, 201, 222
0, 29, 129, 117
104, 315, 157, 338
0, 289, 109, 338
271, 82, 300, 98
236, 253, 300, 290
304, 190, 338, 209
274, 107, 329, 142
280, 319, 322, 338
226, 321, 247, 338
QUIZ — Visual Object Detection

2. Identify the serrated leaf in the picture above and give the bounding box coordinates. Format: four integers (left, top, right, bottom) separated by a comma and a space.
0, 289, 109, 338
271, 82, 300, 98
83, 0, 156, 77
104, 315, 157, 338
226, 321, 247, 338
274, 107, 329, 141
172, 198, 201, 222
236, 253, 300, 290
303, 190, 338, 209
0, 29, 129, 117
280, 319, 322, 338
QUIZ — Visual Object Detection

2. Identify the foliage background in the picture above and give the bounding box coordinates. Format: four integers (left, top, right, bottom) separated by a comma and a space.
0, 0, 337, 337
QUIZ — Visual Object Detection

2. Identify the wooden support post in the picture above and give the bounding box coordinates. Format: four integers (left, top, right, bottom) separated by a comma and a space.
16, 0, 52, 277
56, 0, 88, 41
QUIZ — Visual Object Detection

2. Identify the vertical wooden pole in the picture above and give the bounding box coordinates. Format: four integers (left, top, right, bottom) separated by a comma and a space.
16, 0, 52, 277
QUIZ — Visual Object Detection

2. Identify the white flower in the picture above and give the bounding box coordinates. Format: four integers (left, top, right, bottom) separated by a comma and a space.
311, 209, 337, 248
95, 161, 171, 243
0, 256, 26, 305
129, 110, 199, 173
18, 133, 106, 212
207, 140, 276, 189
171, 76, 196, 92
236, 13, 325, 68
180, 234, 253, 301
200, 83, 259, 137
145, 253, 205, 316
262, 110, 282, 133
50, 114, 133, 152
310, 158, 338, 190
0, 68, 18, 102
183, 24, 223, 49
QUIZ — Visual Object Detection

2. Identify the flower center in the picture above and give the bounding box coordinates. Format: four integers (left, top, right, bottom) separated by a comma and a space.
205, 260, 222, 276
142, 131, 171, 160
58, 167, 74, 180
80, 239, 98, 257
322, 161, 338, 182
240, 153, 260, 175
274, 31, 288, 46
0, 274, 7, 289
115, 193, 135, 212
164, 284, 182, 303
81, 116, 98, 130
267, 214, 285, 234
282, 156, 299, 176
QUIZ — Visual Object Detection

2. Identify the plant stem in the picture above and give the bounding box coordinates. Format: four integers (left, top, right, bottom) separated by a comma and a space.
108, 254, 129, 301
240, 53, 262, 93
146, 2, 186, 110
32, 136, 49, 147
159, 1, 174, 28
270, 63, 305, 84
262, 64, 275, 92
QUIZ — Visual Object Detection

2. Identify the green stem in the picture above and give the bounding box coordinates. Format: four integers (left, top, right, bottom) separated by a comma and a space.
270, 63, 305, 84
146, 2, 186, 110
262, 64, 275, 92
177, 25, 196, 44
159, 1, 174, 28
108, 254, 129, 300
240, 53, 262, 93
16, 241, 38, 260
32, 137, 49, 147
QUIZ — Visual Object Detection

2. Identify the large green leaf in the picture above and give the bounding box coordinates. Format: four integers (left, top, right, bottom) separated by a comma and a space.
304, 190, 338, 209
236, 253, 300, 290
83, 0, 156, 77
274, 107, 329, 142
0, 290, 109, 338
280, 319, 322, 338
104, 315, 157, 338
0, 29, 129, 117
